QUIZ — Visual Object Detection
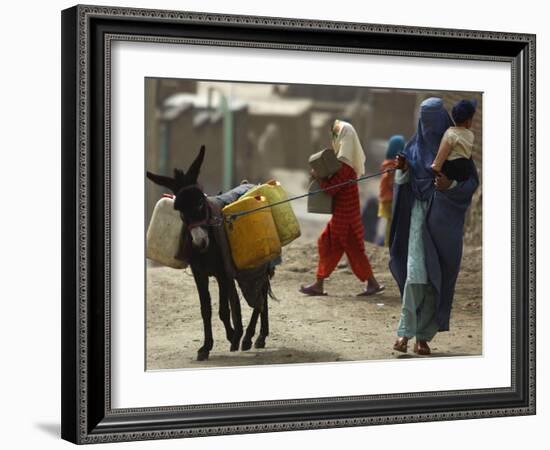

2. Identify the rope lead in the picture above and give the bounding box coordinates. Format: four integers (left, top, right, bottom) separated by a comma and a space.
226, 168, 394, 224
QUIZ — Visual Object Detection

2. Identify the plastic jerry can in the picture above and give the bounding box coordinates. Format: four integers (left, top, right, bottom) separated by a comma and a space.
243, 180, 301, 246
146, 196, 188, 269
307, 179, 333, 214
222, 195, 281, 270
308, 147, 341, 178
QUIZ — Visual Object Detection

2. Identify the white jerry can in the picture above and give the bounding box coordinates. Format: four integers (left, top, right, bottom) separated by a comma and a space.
146, 196, 188, 269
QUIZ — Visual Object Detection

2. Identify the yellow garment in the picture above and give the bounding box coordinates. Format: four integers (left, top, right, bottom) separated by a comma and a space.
378, 200, 392, 219
378, 200, 393, 247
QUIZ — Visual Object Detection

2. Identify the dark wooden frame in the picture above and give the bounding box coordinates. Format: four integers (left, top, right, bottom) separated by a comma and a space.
61, 4, 536, 444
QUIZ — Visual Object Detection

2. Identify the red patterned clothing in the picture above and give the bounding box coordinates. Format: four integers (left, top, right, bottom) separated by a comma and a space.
316, 163, 373, 281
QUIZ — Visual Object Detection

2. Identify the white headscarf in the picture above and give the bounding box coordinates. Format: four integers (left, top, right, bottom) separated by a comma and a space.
332, 120, 366, 176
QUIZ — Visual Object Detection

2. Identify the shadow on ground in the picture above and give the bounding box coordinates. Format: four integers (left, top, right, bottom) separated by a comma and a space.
163, 347, 342, 369
396, 352, 476, 359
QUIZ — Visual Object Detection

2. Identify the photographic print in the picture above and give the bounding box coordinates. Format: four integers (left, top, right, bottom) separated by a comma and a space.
61, 5, 535, 443
144, 79, 483, 369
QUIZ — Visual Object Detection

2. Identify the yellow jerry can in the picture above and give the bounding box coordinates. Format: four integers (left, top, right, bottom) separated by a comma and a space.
222, 195, 282, 270
243, 180, 301, 246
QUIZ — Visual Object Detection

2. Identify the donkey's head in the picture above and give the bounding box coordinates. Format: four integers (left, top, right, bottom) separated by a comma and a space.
147, 145, 210, 251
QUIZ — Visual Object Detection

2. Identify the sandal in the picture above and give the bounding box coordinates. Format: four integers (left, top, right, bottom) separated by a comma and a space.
357, 284, 385, 297
299, 284, 327, 296
413, 341, 431, 355
393, 337, 409, 353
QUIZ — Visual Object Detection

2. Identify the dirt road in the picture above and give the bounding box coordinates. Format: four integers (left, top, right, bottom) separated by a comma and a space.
146, 241, 482, 370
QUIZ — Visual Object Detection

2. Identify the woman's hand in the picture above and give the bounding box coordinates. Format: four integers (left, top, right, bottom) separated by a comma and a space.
394, 154, 408, 171
434, 172, 453, 191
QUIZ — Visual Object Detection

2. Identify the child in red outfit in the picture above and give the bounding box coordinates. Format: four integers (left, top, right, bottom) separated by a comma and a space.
378, 135, 405, 246
300, 120, 384, 296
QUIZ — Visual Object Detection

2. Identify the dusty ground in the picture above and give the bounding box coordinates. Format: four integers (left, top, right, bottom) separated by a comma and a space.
146, 240, 482, 370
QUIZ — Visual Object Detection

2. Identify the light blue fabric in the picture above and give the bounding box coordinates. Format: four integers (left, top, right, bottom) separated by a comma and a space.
407, 200, 429, 284
397, 282, 439, 341
394, 170, 428, 284
394, 168, 409, 184
394, 169, 437, 339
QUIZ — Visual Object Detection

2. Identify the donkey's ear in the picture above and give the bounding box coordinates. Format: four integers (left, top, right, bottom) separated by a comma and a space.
173, 168, 186, 185
186, 145, 205, 182
146, 171, 178, 193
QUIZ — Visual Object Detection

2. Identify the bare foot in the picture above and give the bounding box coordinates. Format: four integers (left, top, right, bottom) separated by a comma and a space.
357, 283, 385, 296
299, 280, 326, 296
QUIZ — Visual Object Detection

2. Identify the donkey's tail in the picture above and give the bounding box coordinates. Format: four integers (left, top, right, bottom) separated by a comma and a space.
266, 266, 279, 302
267, 279, 279, 302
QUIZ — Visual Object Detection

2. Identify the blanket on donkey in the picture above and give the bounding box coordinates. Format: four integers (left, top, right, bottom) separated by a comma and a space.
214, 183, 255, 206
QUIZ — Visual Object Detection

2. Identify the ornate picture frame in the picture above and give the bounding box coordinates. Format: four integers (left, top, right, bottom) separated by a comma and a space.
61, 4, 535, 444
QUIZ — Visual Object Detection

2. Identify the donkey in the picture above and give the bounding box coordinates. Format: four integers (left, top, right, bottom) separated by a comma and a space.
147, 145, 271, 361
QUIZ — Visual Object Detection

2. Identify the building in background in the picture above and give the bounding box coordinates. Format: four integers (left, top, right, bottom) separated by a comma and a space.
145, 78, 482, 246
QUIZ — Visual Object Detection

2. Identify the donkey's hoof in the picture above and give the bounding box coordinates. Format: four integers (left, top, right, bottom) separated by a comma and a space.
230, 332, 242, 352
241, 339, 252, 351
197, 350, 210, 361
254, 336, 266, 349
225, 330, 235, 343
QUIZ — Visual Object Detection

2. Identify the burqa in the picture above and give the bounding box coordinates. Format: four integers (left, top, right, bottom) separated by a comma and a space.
389, 97, 479, 331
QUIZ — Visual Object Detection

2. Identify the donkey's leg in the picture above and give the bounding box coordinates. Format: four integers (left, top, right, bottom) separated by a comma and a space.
227, 279, 243, 351
216, 276, 234, 346
241, 307, 260, 351
254, 294, 269, 349
193, 269, 213, 361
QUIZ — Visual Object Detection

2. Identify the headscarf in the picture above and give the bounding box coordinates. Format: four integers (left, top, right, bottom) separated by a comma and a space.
402, 97, 453, 201
332, 120, 366, 176
385, 135, 405, 159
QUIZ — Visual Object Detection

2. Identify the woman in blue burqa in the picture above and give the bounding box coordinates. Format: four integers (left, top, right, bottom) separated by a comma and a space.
390, 97, 479, 355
